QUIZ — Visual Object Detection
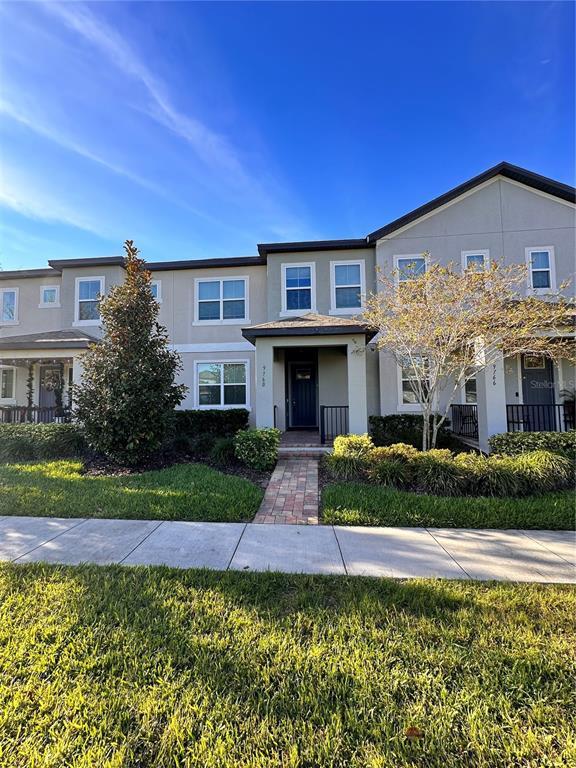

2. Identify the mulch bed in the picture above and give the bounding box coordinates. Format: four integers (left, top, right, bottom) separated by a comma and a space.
81, 451, 272, 489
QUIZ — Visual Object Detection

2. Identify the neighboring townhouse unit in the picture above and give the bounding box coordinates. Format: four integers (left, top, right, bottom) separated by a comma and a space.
1, 162, 574, 451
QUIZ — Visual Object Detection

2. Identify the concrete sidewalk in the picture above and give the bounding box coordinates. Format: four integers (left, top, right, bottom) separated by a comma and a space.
0, 515, 574, 582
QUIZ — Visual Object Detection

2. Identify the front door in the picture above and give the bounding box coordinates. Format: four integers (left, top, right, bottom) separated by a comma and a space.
521, 354, 555, 430
39, 366, 60, 409
289, 363, 318, 428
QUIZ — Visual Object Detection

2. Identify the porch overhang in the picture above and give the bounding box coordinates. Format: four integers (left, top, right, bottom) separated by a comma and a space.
0, 329, 97, 352
241, 313, 377, 345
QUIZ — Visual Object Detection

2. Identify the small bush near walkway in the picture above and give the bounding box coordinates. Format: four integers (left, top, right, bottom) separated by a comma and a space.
234, 428, 281, 470
322, 484, 575, 529
0, 423, 86, 461
2, 566, 575, 767
489, 430, 576, 457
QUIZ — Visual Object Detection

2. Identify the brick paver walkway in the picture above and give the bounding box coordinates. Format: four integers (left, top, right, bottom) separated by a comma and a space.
253, 458, 319, 525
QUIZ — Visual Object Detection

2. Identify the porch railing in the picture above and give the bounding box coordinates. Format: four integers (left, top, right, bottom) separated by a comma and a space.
450, 404, 479, 441
506, 403, 575, 433
320, 405, 349, 444
0, 406, 71, 424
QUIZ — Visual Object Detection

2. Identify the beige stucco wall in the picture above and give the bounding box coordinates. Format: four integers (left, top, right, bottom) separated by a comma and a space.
0, 274, 63, 338
265, 247, 376, 320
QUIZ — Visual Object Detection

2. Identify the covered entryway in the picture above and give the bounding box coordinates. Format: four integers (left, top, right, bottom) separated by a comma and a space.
242, 313, 376, 439
520, 354, 556, 430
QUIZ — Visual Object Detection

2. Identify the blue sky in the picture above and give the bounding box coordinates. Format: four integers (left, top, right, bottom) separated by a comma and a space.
0, 1, 574, 269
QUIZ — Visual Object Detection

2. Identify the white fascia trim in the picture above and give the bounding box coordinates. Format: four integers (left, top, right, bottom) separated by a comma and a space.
525, 246, 557, 295
193, 276, 249, 324
0, 286, 19, 326
461, 249, 490, 271
329, 259, 366, 314
280, 262, 317, 315
193, 358, 251, 410
171, 342, 254, 353
73, 275, 105, 326
38, 284, 61, 308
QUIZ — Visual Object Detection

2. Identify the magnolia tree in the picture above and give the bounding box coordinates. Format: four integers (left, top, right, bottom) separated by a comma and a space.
74, 240, 187, 465
363, 256, 574, 450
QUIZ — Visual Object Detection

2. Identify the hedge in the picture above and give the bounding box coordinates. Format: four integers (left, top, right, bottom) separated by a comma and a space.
489, 430, 576, 457
172, 409, 249, 437
369, 414, 457, 449
0, 423, 87, 462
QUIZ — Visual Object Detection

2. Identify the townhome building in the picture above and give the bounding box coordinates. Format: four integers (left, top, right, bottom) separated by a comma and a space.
1, 162, 574, 451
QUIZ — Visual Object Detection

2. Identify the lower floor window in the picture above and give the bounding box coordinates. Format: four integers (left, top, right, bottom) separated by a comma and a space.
197, 362, 247, 407
464, 375, 477, 403
0, 367, 15, 399
400, 357, 428, 405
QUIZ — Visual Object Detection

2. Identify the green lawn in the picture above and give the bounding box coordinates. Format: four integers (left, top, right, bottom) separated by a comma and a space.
1, 565, 575, 767
322, 483, 575, 529
0, 460, 263, 522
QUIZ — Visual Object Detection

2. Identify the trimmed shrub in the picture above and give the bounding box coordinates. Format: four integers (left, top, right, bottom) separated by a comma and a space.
366, 458, 410, 487
0, 423, 86, 462
333, 433, 374, 458
324, 454, 367, 482
411, 449, 467, 496
489, 430, 576, 458
369, 414, 454, 449
513, 450, 574, 494
234, 428, 280, 471
209, 436, 236, 465
172, 409, 249, 438
370, 443, 420, 463
454, 452, 521, 497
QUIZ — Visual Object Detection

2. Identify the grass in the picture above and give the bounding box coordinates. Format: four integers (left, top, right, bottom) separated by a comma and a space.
0, 565, 575, 767
0, 460, 263, 522
322, 483, 575, 529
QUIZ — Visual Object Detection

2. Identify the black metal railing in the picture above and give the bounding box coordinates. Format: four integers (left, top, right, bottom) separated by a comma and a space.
506, 403, 575, 433
320, 405, 349, 444
0, 406, 71, 424
273, 404, 278, 429
450, 404, 479, 441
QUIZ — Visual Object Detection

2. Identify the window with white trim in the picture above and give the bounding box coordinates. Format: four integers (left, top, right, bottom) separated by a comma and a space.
462, 250, 489, 272
282, 263, 315, 313
151, 280, 162, 302
75, 277, 103, 323
395, 255, 427, 284
526, 248, 555, 292
464, 375, 477, 403
331, 261, 364, 312
197, 362, 247, 407
0, 288, 18, 324
196, 278, 246, 322
399, 356, 428, 405
39, 285, 60, 307
0, 366, 15, 400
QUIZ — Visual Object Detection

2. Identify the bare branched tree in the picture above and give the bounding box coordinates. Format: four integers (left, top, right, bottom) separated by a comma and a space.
363, 256, 574, 450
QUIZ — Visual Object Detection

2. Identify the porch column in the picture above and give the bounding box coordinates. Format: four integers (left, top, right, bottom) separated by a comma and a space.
72, 355, 84, 390
477, 352, 508, 453
255, 339, 275, 428
346, 339, 368, 434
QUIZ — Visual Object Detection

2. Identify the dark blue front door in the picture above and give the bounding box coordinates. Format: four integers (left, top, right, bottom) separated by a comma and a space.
521, 355, 555, 430
289, 363, 317, 428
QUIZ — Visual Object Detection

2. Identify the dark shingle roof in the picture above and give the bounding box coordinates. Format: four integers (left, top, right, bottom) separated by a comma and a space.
242, 313, 376, 344
0, 329, 98, 350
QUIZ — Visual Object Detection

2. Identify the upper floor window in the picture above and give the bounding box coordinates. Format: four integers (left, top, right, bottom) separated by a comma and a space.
0, 288, 18, 325
196, 361, 248, 408
0, 366, 15, 401
526, 247, 556, 293
394, 255, 427, 286
330, 261, 365, 313
281, 263, 316, 315
39, 285, 60, 308
75, 277, 104, 325
462, 250, 489, 272
151, 280, 162, 303
195, 278, 247, 323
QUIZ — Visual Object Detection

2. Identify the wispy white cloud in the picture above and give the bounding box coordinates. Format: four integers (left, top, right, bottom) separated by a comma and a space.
41, 1, 258, 190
